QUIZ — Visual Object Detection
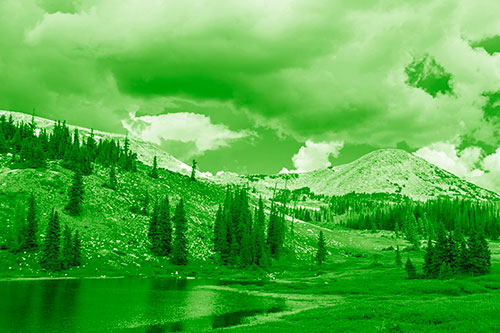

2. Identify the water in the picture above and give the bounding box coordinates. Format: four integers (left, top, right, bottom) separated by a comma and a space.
0, 278, 286, 332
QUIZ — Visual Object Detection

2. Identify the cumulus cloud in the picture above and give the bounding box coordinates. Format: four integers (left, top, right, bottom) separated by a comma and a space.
4, 0, 500, 172
414, 141, 500, 193
286, 140, 344, 173
122, 112, 251, 159
414, 142, 483, 179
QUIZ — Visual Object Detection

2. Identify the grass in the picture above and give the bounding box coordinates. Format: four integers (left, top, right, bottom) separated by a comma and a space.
217, 236, 500, 332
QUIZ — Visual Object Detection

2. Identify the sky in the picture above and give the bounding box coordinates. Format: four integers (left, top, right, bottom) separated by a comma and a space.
2, 0, 500, 190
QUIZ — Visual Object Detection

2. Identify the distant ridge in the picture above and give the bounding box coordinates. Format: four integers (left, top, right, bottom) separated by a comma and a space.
238, 149, 500, 201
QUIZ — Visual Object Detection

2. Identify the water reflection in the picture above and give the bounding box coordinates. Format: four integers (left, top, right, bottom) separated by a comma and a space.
0, 278, 285, 332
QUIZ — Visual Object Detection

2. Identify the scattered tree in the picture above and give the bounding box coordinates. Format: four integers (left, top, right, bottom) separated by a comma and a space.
316, 230, 327, 266
65, 169, 84, 216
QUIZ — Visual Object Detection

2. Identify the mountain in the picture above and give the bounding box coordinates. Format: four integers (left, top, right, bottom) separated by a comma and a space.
237, 149, 500, 201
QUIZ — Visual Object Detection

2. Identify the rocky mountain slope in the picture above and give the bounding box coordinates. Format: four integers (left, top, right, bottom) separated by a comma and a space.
237, 149, 500, 201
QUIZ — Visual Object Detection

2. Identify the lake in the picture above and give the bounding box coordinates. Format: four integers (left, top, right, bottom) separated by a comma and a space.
0, 278, 286, 332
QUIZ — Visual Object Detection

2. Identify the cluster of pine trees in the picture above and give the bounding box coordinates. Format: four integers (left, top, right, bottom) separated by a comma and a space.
0, 114, 137, 174
8, 194, 82, 272
213, 188, 286, 268
40, 209, 82, 272
148, 196, 189, 265
421, 226, 491, 279
402, 225, 492, 280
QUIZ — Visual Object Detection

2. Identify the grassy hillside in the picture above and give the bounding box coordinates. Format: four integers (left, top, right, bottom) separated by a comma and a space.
0, 158, 226, 277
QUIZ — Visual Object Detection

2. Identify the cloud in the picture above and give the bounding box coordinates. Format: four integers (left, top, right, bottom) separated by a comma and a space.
121, 112, 251, 159
3, 0, 500, 171
414, 142, 483, 179
414, 141, 500, 193
288, 140, 344, 173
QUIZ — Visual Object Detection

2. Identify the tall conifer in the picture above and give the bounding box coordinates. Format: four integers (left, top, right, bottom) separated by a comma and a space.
172, 199, 188, 265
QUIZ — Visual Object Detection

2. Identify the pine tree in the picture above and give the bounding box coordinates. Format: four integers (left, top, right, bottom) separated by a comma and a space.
214, 204, 224, 253
150, 156, 158, 179
438, 262, 454, 280
423, 239, 436, 278
71, 230, 82, 266
316, 230, 327, 266
469, 229, 491, 276
405, 257, 418, 279
105, 165, 118, 190
141, 191, 150, 216
457, 236, 472, 275
148, 199, 160, 254
253, 197, 267, 266
267, 205, 284, 260
239, 191, 253, 267
395, 245, 403, 266
25, 193, 38, 250
447, 233, 460, 273
229, 233, 239, 267
157, 196, 172, 256
61, 225, 73, 269
172, 199, 188, 265
190, 159, 197, 181
40, 210, 61, 272
65, 169, 84, 216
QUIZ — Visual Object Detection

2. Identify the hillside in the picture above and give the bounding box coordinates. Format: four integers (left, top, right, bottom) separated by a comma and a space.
0, 159, 225, 277
0, 110, 207, 179
234, 149, 500, 201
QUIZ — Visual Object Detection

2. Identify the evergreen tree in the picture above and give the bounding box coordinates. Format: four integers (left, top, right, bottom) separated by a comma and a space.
156, 196, 172, 256
316, 230, 327, 265
141, 191, 150, 216
190, 159, 197, 181
239, 190, 253, 267
65, 169, 84, 216
40, 210, 61, 272
150, 156, 159, 179
469, 230, 491, 276
61, 225, 73, 269
229, 233, 239, 267
267, 205, 285, 260
438, 262, 454, 280
214, 204, 224, 253
447, 233, 460, 273
405, 257, 418, 279
71, 230, 82, 266
148, 199, 160, 254
252, 197, 267, 266
395, 245, 403, 266
172, 199, 188, 265
25, 193, 38, 250
423, 239, 436, 278
105, 165, 118, 190
457, 236, 472, 275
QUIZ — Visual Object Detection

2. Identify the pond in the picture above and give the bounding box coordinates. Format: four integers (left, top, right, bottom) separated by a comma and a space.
0, 278, 286, 332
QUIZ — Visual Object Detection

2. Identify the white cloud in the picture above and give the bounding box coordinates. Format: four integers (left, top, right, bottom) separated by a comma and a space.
413, 142, 500, 193
414, 142, 483, 179
290, 140, 344, 172
122, 112, 250, 156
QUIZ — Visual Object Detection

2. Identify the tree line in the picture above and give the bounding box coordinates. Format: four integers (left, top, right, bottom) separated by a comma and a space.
0, 114, 138, 174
